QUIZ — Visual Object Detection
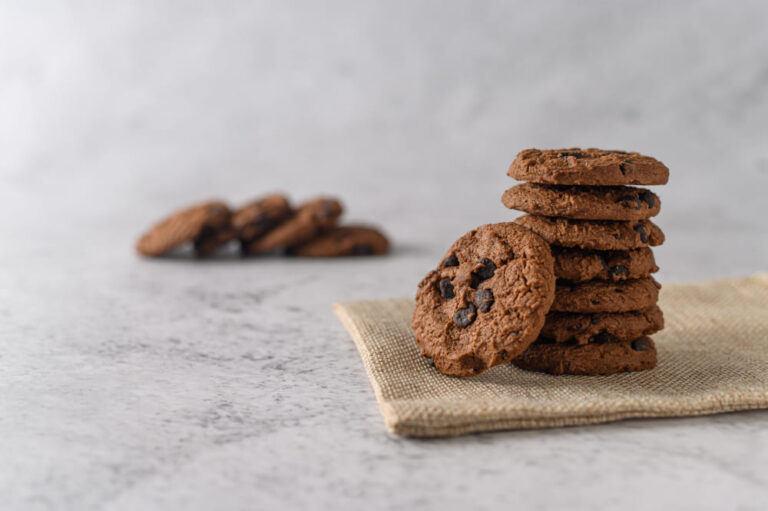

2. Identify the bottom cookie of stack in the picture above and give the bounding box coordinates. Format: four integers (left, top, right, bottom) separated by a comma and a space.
512, 336, 657, 375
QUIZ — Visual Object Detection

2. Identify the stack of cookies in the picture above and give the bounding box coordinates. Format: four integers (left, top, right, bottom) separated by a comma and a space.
504, 148, 668, 375
411, 147, 667, 378
136, 194, 389, 258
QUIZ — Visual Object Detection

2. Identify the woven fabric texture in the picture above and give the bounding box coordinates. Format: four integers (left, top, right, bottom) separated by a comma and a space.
334, 273, 768, 437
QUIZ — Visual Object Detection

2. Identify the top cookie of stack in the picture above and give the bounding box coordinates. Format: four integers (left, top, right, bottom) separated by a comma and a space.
503, 148, 669, 376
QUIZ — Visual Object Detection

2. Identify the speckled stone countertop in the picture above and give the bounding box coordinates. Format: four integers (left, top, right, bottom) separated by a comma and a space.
2, 1, 768, 509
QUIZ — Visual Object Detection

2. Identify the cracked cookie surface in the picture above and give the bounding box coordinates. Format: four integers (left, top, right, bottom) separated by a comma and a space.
541, 306, 664, 344
552, 277, 661, 313
553, 246, 658, 282
502, 183, 660, 220
515, 214, 665, 250
508, 148, 669, 186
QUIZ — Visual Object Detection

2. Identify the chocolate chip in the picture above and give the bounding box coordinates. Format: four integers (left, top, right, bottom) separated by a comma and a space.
616, 195, 642, 210
610, 265, 629, 278
567, 324, 582, 333
501, 350, 509, 359
559, 151, 584, 159
441, 253, 459, 268
591, 316, 602, 324
475, 288, 494, 313
471, 258, 496, 287
454, 303, 477, 328
438, 278, 455, 299
613, 233, 622, 240
475, 258, 496, 279
619, 159, 632, 175
634, 223, 649, 243
640, 190, 656, 208
593, 332, 616, 343
631, 338, 653, 351
351, 244, 373, 255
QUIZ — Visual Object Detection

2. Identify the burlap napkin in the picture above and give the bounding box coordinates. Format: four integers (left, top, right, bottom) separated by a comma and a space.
334, 273, 768, 437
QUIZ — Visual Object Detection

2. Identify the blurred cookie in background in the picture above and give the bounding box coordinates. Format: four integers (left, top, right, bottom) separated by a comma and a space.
136, 200, 232, 257
244, 197, 343, 254
232, 194, 293, 251
288, 225, 389, 257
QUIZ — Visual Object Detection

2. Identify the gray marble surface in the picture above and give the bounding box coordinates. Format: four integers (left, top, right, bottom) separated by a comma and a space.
2, 1, 768, 509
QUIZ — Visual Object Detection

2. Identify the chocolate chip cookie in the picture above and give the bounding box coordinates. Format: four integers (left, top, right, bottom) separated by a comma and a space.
515, 214, 665, 250
508, 148, 669, 186
552, 278, 661, 313
553, 246, 658, 282
136, 201, 232, 256
512, 336, 657, 375
245, 198, 343, 254
412, 223, 556, 377
502, 183, 661, 220
541, 306, 664, 344
232, 194, 292, 245
289, 225, 389, 257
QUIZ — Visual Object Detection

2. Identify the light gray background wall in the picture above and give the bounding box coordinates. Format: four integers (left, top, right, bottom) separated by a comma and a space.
3, 0, 767, 279
1, 1, 767, 510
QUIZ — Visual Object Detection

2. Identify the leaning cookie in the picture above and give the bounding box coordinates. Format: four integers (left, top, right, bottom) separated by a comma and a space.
136, 201, 232, 257
502, 183, 661, 220
232, 194, 293, 246
412, 223, 555, 377
552, 278, 661, 313
245, 198, 343, 254
512, 336, 658, 375
553, 247, 658, 282
508, 148, 669, 186
541, 306, 664, 344
288, 226, 389, 257
515, 214, 664, 251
